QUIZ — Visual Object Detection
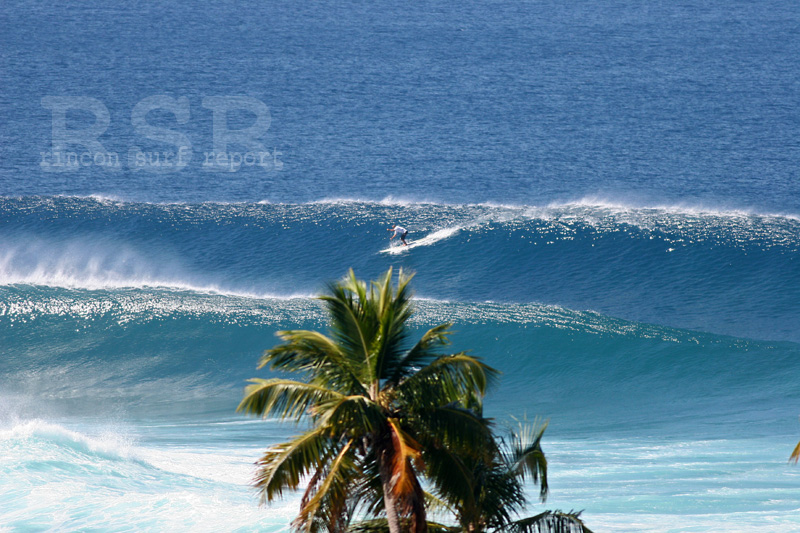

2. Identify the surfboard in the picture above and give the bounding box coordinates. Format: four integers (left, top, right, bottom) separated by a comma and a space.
379, 227, 460, 254
381, 242, 415, 254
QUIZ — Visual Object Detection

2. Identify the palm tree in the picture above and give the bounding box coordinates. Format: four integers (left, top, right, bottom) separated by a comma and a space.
450, 418, 593, 533
238, 268, 496, 533
455, 418, 548, 532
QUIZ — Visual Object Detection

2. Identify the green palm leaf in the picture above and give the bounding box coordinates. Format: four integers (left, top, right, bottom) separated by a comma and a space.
320, 271, 377, 368
419, 444, 478, 513
371, 269, 414, 381
411, 405, 494, 458
508, 418, 549, 502
315, 395, 386, 436
253, 426, 333, 504
396, 353, 497, 410
237, 378, 342, 422
505, 510, 594, 533
263, 330, 367, 395
294, 439, 360, 533
388, 323, 453, 386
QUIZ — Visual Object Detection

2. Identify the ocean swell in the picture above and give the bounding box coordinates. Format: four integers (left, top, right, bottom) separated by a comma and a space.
1, 195, 797, 341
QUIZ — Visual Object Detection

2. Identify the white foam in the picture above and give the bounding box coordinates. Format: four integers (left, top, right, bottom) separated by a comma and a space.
0, 419, 297, 531
545, 195, 800, 221
0, 419, 137, 461
309, 195, 441, 206
51, 193, 127, 204
0, 237, 312, 300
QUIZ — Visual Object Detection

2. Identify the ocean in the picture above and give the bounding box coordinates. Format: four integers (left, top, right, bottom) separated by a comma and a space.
1, 0, 799, 531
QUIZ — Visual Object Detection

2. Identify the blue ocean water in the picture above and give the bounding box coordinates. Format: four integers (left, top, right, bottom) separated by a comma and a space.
1, 0, 800, 531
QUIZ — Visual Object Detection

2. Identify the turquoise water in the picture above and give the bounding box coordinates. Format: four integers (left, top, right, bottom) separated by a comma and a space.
2, 0, 800, 530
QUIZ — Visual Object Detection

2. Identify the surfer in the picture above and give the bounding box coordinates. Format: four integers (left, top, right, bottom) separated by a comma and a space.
388, 224, 409, 246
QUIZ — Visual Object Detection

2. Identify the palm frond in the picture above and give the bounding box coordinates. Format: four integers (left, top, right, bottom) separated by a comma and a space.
419, 444, 477, 515
370, 267, 415, 384
386, 418, 423, 499
422, 490, 455, 519
374, 305, 411, 381
253, 427, 333, 504
263, 330, 367, 395
505, 510, 593, 533
790, 439, 800, 464
372, 267, 411, 322
347, 450, 385, 517
320, 277, 377, 374
474, 464, 527, 529
237, 378, 342, 422
294, 439, 359, 533
373, 417, 427, 532
508, 418, 549, 502
411, 404, 494, 459
347, 518, 455, 533
388, 323, 453, 386
396, 353, 498, 410
315, 394, 386, 436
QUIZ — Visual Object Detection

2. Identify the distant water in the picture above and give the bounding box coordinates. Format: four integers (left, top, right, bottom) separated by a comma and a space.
2, 0, 800, 530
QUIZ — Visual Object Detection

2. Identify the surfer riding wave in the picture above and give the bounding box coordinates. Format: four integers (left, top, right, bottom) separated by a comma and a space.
388, 224, 409, 246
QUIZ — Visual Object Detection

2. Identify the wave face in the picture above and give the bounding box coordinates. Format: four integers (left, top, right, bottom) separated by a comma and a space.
3, 286, 799, 435
2, 196, 798, 341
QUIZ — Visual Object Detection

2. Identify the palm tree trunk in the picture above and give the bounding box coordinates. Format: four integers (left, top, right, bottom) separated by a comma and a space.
380, 453, 403, 533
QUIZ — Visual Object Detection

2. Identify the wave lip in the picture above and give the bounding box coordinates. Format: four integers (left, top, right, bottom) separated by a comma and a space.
0, 238, 312, 300
2, 280, 313, 301
5, 193, 797, 219
0, 277, 315, 300
545, 195, 800, 221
